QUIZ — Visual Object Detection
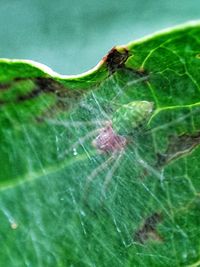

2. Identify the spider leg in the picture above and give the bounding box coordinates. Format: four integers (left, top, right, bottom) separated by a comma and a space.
87, 156, 114, 183
47, 119, 108, 128
101, 150, 124, 199
59, 127, 104, 159
83, 155, 115, 200
134, 146, 164, 181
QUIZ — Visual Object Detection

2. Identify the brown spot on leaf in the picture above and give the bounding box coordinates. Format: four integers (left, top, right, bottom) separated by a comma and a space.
156, 131, 200, 167
134, 212, 163, 244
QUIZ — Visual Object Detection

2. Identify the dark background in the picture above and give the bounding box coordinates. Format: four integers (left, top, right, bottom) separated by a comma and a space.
0, 0, 199, 74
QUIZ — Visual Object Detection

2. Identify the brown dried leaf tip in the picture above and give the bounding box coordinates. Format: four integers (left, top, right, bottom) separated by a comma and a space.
102, 47, 129, 74
134, 212, 163, 244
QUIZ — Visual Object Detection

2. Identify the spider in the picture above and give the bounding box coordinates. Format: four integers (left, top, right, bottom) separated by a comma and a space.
84, 100, 154, 197
56, 100, 154, 198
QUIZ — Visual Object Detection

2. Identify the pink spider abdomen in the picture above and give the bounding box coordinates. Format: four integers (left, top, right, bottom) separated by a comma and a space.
93, 124, 127, 153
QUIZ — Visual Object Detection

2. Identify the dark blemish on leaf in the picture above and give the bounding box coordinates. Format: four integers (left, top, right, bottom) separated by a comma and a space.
134, 212, 163, 244
195, 54, 200, 59
17, 78, 62, 101
156, 131, 200, 167
103, 47, 129, 74
0, 76, 85, 120
34, 77, 57, 93
17, 87, 42, 102
0, 82, 11, 91
32, 78, 84, 121
0, 99, 6, 105
16, 77, 83, 102
0, 76, 85, 122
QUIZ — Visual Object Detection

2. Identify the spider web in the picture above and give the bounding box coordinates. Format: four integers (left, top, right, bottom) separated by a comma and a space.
42, 66, 199, 266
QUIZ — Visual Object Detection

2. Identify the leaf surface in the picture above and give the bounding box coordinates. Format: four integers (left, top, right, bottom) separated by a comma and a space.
1, 22, 200, 267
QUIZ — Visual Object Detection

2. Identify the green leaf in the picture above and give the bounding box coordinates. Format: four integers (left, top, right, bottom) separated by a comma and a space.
1, 21, 200, 267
